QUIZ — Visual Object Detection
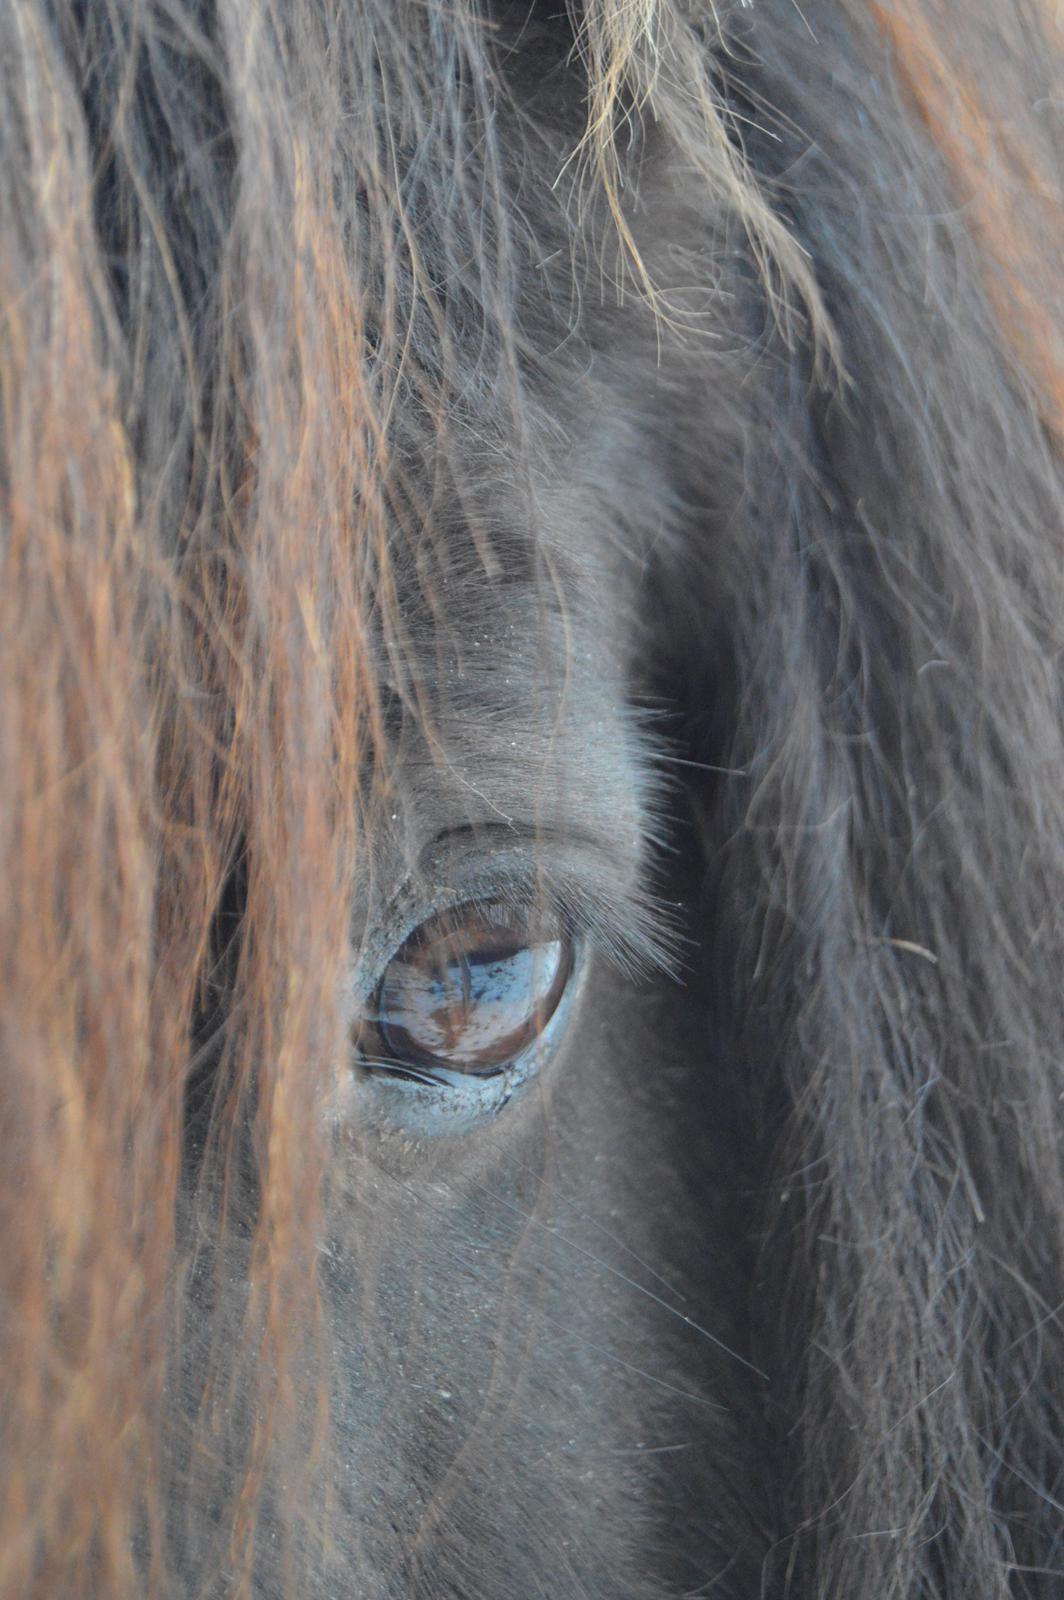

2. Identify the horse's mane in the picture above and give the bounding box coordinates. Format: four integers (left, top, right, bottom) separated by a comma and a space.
1, 2, 1061, 1596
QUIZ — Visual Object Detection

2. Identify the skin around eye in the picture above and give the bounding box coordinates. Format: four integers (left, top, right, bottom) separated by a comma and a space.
361, 901, 573, 1079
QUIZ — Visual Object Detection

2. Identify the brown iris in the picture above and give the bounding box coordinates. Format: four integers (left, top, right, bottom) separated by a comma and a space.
362, 900, 573, 1077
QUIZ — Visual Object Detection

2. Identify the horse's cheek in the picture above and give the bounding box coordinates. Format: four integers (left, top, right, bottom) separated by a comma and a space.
317, 950, 745, 1593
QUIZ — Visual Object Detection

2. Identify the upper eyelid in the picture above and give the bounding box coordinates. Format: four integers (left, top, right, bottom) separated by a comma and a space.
360, 836, 563, 976
425, 826, 682, 981
352, 824, 678, 1008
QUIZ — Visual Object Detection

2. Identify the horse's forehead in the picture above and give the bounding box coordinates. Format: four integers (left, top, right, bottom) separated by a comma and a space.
351, 561, 650, 921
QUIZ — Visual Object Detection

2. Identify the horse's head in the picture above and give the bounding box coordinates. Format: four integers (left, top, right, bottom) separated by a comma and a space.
1, 3, 1062, 1597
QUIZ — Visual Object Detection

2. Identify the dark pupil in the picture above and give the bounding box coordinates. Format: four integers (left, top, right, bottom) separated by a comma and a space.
375, 904, 571, 1076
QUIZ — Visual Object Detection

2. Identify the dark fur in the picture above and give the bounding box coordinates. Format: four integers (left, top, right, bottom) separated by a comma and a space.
1, 2, 1061, 1596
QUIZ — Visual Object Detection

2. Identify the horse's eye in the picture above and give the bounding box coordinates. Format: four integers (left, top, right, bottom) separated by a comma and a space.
362, 901, 573, 1079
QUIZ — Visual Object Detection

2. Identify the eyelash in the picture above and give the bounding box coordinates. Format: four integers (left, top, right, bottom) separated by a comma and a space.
338, 828, 681, 1133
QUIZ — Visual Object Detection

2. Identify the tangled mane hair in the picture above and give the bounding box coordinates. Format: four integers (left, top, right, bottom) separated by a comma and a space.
1, 0, 1062, 1595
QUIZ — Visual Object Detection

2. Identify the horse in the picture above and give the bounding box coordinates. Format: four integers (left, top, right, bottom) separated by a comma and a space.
1, 1, 1062, 1595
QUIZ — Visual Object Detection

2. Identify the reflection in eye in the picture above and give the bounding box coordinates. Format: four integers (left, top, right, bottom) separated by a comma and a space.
358, 900, 573, 1079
